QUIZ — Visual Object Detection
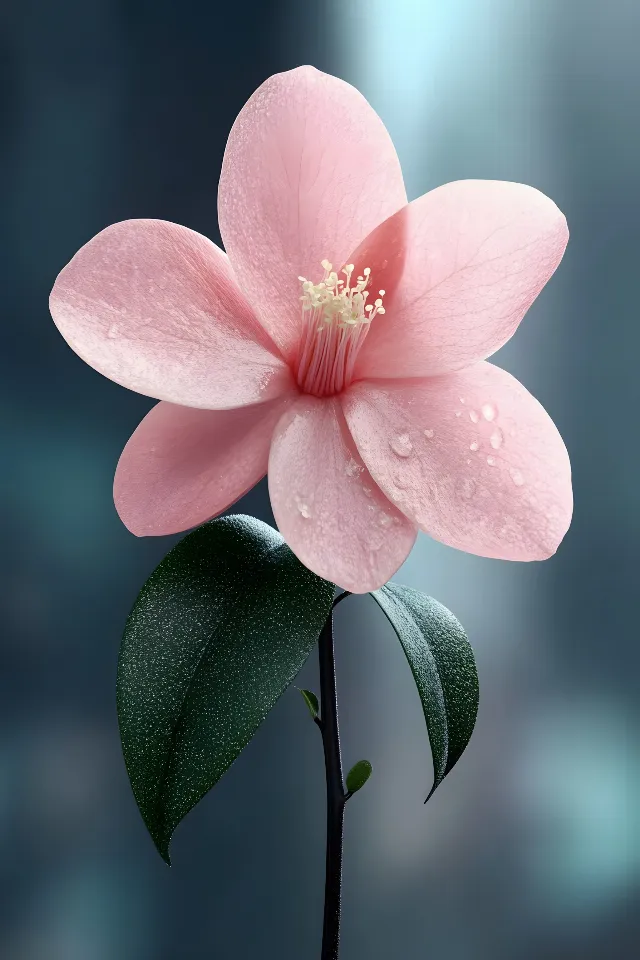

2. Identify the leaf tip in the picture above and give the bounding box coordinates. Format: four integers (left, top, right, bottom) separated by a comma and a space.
151, 830, 173, 866
424, 773, 444, 804
158, 845, 172, 867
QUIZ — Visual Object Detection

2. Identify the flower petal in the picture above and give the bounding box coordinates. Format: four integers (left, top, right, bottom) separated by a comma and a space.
114, 397, 291, 536
50, 219, 293, 408
218, 66, 407, 363
268, 395, 416, 592
353, 180, 568, 379
342, 363, 572, 561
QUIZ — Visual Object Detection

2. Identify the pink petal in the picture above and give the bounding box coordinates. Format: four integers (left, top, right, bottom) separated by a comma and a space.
50, 219, 293, 408
353, 180, 569, 380
342, 363, 572, 561
114, 397, 291, 536
218, 66, 407, 363
268, 395, 416, 592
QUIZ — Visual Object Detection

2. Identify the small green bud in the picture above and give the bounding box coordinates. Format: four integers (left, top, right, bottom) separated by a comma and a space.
299, 688, 319, 720
346, 760, 372, 795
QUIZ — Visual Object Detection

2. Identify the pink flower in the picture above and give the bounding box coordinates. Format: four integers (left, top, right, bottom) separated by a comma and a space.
49, 66, 572, 593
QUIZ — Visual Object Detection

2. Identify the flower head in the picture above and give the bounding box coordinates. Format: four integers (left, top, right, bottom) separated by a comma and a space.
49, 66, 572, 593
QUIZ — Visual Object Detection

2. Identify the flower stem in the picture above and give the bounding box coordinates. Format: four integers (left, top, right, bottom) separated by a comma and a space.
318, 609, 346, 960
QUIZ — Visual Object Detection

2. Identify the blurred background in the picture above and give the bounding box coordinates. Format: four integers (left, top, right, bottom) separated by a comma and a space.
1, 0, 638, 957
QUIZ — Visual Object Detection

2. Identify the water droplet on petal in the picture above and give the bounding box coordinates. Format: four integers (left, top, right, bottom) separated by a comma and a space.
458, 478, 476, 500
455, 410, 462, 417
297, 500, 312, 518
490, 428, 504, 450
469, 410, 479, 423
345, 457, 361, 477
362, 486, 372, 497
482, 403, 497, 421
390, 434, 413, 458
509, 468, 525, 486
466, 459, 472, 465
486, 456, 496, 466
459, 397, 466, 404
423, 428, 434, 439
393, 472, 408, 490
107, 324, 119, 339
469, 441, 479, 452
378, 512, 393, 527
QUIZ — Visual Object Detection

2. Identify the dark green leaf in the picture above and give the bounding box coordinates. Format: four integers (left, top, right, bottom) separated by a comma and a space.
299, 688, 319, 720
117, 515, 334, 863
346, 760, 372, 795
370, 583, 478, 801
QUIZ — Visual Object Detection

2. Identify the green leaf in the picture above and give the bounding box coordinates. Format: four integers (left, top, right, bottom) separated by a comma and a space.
346, 759, 372, 795
299, 688, 319, 720
370, 583, 478, 801
117, 515, 334, 863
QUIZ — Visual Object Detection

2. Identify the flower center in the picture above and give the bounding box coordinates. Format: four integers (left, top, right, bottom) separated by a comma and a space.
294, 260, 385, 397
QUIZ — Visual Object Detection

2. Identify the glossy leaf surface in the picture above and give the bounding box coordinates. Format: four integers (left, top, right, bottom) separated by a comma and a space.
117, 515, 335, 862
371, 583, 478, 800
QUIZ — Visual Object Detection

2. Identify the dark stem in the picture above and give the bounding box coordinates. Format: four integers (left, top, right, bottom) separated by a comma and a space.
318, 609, 346, 960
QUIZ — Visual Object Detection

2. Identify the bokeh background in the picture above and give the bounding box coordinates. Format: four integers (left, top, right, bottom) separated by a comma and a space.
2, 0, 638, 957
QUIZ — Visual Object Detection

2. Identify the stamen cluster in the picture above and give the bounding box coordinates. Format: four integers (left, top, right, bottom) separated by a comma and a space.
295, 260, 385, 397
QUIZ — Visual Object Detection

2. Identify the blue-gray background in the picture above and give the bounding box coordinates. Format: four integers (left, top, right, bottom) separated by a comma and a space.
1, 1, 637, 957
